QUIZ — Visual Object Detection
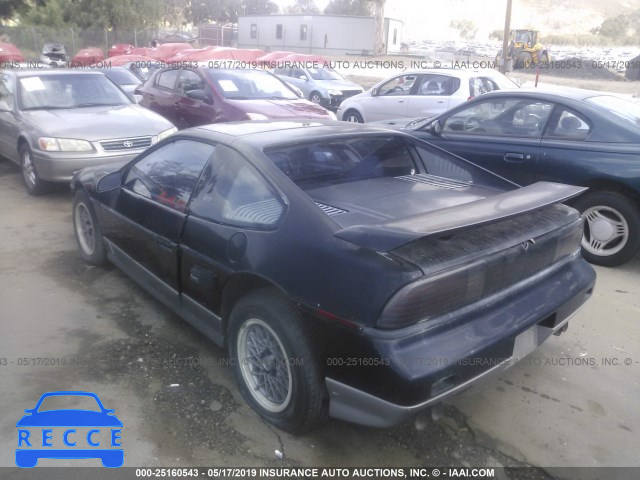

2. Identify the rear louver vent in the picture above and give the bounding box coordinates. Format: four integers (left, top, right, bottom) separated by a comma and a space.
315, 202, 348, 216
397, 174, 472, 189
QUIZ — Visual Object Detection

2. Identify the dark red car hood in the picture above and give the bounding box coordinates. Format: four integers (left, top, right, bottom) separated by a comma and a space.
226, 98, 332, 119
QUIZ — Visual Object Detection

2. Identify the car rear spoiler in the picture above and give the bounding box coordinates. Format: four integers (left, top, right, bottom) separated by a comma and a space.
334, 182, 587, 251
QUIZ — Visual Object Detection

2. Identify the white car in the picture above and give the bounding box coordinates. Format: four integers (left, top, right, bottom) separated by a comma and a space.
337, 69, 519, 123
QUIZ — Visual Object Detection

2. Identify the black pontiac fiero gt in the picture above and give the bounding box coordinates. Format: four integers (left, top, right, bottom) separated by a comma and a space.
71, 121, 596, 432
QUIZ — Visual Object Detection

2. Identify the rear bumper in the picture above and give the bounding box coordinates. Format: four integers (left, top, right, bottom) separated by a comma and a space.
32, 151, 141, 182
325, 256, 596, 427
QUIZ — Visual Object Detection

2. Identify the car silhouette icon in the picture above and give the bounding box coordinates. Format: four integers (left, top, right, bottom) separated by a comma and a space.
16, 391, 123, 468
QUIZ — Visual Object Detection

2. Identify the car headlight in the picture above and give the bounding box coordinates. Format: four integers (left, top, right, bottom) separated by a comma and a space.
328, 89, 343, 96
156, 127, 177, 142
327, 111, 337, 120
38, 137, 93, 152
246, 113, 269, 120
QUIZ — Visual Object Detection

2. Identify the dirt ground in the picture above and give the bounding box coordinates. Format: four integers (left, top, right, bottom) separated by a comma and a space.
0, 151, 638, 479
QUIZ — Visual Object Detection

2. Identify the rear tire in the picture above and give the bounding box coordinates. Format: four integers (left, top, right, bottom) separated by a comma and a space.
573, 191, 640, 267
343, 109, 363, 123
73, 190, 107, 266
228, 289, 327, 433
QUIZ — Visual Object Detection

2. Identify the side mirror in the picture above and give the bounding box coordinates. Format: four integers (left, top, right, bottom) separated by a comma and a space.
299, 75, 308, 81
371, 87, 379, 97
430, 119, 443, 136
186, 89, 207, 101
97, 170, 123, 192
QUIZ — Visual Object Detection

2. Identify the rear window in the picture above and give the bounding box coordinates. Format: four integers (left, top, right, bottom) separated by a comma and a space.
264, 136, 417, 190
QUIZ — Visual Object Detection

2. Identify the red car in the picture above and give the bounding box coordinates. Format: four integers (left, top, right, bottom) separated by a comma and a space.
137, 66, 334, 128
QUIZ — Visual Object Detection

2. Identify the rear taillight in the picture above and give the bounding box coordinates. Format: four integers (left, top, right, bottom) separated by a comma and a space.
467, 96, 474, 101
377, 220, 582, 330
377, 262, 486, 329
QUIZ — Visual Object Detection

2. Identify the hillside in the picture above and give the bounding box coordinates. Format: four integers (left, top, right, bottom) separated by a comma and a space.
384, 0, 640, 42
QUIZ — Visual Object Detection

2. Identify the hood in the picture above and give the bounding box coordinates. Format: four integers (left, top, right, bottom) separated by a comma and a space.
22, 105, 173, 141
306, 176, 500, 229
16, 410, 123, 427
227, 99, 332, 119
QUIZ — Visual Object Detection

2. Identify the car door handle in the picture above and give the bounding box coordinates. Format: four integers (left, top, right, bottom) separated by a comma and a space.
397, 100, 404, 103
156, 236, 174, 252
504, 153, 527, 162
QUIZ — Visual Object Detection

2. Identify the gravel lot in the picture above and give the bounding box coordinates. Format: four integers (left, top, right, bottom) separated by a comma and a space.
0, 135, 638, 478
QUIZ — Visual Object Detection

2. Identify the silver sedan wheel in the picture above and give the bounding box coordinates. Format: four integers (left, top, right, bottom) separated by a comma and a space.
21, 149, 37, 188
237, 318, 292, 413
310, 93, 322, 104
74, 203, 96, 256
582, 206, 629, 257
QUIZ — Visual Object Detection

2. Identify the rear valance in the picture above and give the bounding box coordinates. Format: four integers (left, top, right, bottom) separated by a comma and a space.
334, 182, 587, 251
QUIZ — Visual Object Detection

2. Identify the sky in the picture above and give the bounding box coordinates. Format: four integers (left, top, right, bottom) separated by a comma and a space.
272, 0, 640, 43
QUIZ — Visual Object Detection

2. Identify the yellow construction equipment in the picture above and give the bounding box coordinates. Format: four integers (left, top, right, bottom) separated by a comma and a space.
509, 29, 550, 68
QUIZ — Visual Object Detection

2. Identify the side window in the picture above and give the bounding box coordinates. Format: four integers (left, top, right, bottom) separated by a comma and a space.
177, 69, 206, 96
250, 24, 257, 39
469, 77, 500, 97
189, 144, 284, 229
417, 75, 459, 96
443, 98, 553, 137
378, 74, 416, 96
545, 109, 591, 140
124, 140, 214, 212
276, 24, 283, 40
156, 69, 179, 91
0, 74, 14, 110
291, 68, 306, 80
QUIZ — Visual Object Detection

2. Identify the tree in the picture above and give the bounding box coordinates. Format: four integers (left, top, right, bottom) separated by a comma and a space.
450, 19, 478, 41
368, 0, 385, 55
489, 29, 503, 42
1, 0, 45, 21
241, 0, 279, 15
286, 0, 319, 14
324, 0, 371, 16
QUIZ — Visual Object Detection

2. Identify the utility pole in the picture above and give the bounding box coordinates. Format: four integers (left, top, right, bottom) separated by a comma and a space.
501, 0, 513, 72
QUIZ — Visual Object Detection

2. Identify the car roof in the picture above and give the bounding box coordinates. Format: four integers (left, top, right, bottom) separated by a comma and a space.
480, 87, 600, 101
187, 120, 399, 146
6, 69, 104, 77
387, 69, 507, 77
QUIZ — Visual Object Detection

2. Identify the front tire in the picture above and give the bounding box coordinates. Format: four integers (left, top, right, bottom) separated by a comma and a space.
228, 290, 327, 433
343, 109, 363, 123
309, 92, 323, 104
20, 144, 48, 196
73, 190, 107, 266
573, 191, 640, 267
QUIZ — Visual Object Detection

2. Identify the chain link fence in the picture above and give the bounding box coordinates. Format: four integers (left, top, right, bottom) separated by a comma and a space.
0, 26, 161, 59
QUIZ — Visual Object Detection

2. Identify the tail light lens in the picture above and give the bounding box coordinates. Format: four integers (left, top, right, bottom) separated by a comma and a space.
377, 220, 583, 329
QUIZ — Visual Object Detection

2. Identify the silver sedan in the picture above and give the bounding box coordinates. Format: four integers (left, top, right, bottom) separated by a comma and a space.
0, 69, 176, 195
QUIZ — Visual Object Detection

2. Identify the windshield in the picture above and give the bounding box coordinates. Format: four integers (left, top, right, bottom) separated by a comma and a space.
100, 68, 141, 86
205, 69, 298, 100
307, 67, 342, 81
586, 95, 640, 128
19, 74, 131, 110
